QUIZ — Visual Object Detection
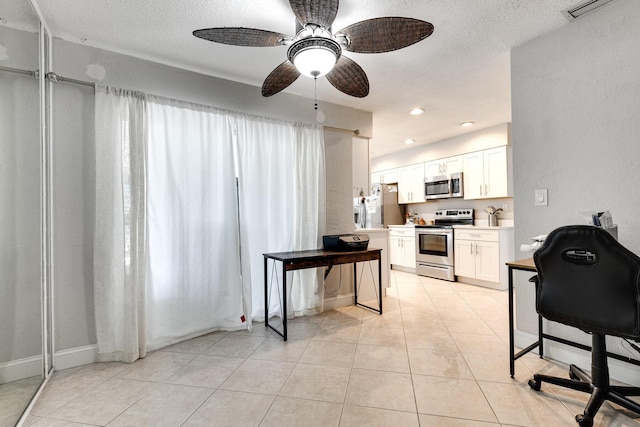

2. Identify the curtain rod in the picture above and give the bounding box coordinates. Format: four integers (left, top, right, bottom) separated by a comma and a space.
0, 64, 38, 77
0, 65, 95, 89
3, 65, 365, 130
323, 126, 370, 139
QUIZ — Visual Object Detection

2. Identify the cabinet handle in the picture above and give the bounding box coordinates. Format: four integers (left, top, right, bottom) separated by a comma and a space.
476, 243, 479, 255
484, 184, 488, 195
479, 184, 482, 195
470, 243, 473, 255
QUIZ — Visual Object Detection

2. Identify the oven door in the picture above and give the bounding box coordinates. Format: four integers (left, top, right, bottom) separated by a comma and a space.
416, 228, 454, 266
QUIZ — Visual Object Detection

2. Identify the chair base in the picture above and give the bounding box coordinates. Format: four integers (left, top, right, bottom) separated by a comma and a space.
529, 363, 640, 427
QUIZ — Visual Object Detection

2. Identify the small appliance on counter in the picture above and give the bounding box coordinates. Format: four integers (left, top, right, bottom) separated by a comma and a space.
323, 234, 370, 251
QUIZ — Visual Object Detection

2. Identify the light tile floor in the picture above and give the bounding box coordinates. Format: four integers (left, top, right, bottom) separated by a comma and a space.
21, 271, 640, 426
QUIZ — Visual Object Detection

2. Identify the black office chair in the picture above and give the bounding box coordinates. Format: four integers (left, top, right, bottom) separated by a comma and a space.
528, 225, 640, 427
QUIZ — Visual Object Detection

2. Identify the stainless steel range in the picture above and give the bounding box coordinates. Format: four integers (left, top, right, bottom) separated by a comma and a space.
415, 209, 474, 281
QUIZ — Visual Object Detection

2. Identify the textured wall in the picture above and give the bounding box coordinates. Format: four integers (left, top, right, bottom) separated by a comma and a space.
511, 0, 640, 365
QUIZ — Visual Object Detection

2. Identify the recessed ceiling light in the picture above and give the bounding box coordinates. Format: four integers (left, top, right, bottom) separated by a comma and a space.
409, 108, 425, 116
404, 138, 415, 145
460, 122, 475, 127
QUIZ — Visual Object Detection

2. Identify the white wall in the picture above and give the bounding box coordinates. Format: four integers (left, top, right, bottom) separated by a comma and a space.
49, 38, 372, 353
511, 0, 640, 380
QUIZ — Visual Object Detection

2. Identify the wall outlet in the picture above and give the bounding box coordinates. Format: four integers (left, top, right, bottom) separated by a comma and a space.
502, 204, 508, 212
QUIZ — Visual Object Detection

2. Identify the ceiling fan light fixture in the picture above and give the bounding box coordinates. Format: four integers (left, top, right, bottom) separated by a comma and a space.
288, 37, 341, 78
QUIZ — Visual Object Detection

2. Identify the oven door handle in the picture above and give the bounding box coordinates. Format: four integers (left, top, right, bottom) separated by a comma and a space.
417, 263, 450, 271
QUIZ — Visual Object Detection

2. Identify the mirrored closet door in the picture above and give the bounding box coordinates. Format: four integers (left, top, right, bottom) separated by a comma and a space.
0, 0, 53, 424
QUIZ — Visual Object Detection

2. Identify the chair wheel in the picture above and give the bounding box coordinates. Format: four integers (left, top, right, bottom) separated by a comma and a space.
528, 379, 541, 391
576, 414, 593, 427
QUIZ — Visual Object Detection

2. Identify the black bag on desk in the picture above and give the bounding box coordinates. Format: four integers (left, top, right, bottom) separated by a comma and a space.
323, 234, 369, 251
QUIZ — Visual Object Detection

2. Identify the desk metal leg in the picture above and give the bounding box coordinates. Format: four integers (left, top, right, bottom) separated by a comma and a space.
378, 259, 382, 314
509, 265, 542, 377
282, 263, 287, 341
509, 266, 515, 377
264, 257, 268, 332
264, 258, 288, 341
353, 263, 358, 306
353, 259, 382, 315
538, 314, 543, 358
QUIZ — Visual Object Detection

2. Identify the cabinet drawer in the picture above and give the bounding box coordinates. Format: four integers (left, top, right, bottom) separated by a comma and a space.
454, 229, 499, 242
389, 228, 415, 237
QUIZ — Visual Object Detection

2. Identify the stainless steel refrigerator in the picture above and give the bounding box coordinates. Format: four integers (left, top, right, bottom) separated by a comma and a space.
355, 183, 405, 229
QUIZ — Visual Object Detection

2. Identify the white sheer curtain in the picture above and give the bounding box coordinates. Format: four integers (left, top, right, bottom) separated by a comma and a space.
291, 124, 326, 315
94, 87, 148, 362
236, 116, 325, 323
145, 98, 243, 351
95, 87, 325, 360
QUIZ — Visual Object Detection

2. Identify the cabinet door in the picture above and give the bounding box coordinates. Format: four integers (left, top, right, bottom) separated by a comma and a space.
389, 235, 403, 265
409, 163, 425, 203
403, 236, 416, 268
424, 160, 442, 178
454, 240, 476, 277
443, 155, 463, 174
382, 168, 398, 184
475, 240, 500, 282
462, 151, 485, 199
484, 147, 510, 198
397, 166, 413, 204
371, 172, 382, 185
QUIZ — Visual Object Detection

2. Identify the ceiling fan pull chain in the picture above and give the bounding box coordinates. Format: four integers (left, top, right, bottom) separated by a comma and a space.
314, 76, 318, 110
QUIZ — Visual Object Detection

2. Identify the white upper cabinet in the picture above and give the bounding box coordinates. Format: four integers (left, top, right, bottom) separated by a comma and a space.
425, 155, 463, 177
371, 168, 398, 187
463, 146, 511, 199
397, 163, 424, 204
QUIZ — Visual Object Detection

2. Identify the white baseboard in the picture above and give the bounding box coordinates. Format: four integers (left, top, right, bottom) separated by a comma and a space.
54, 345, 97, 371
514, 329, 640, 386
0, 355, 42, 384
1, 345, 98, 383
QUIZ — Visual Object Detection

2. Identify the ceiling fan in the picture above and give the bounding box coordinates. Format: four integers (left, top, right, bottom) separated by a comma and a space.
193, 0, 434, 98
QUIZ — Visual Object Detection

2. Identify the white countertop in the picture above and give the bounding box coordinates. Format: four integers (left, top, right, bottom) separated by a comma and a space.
387, 224, 415, 228
354, 228, 388, 233
454, 225, 514, 230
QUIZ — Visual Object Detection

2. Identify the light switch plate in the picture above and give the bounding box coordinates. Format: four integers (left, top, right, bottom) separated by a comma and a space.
535, 189, 548, 206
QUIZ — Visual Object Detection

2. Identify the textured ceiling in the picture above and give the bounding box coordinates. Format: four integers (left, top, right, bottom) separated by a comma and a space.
9, 0, 584, 157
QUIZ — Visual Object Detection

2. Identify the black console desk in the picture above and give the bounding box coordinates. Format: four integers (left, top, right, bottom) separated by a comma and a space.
263, 248, 382, 341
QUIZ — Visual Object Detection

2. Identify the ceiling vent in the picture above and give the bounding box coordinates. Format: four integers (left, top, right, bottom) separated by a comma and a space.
562, 0, 613, 21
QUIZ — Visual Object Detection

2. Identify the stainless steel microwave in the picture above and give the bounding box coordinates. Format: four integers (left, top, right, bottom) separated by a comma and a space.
424, 172, 463, 200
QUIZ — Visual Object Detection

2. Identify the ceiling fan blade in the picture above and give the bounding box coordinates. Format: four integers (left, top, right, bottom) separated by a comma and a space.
193, 27, 289, 47
262, 61, 301, 97
336, 17, 434, 53
289, 0, 339, 28
326, 56, 369, 98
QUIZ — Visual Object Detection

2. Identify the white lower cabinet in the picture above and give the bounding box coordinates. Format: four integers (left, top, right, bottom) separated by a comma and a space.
454, 227, 513, 289
389, 227, 416, 272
